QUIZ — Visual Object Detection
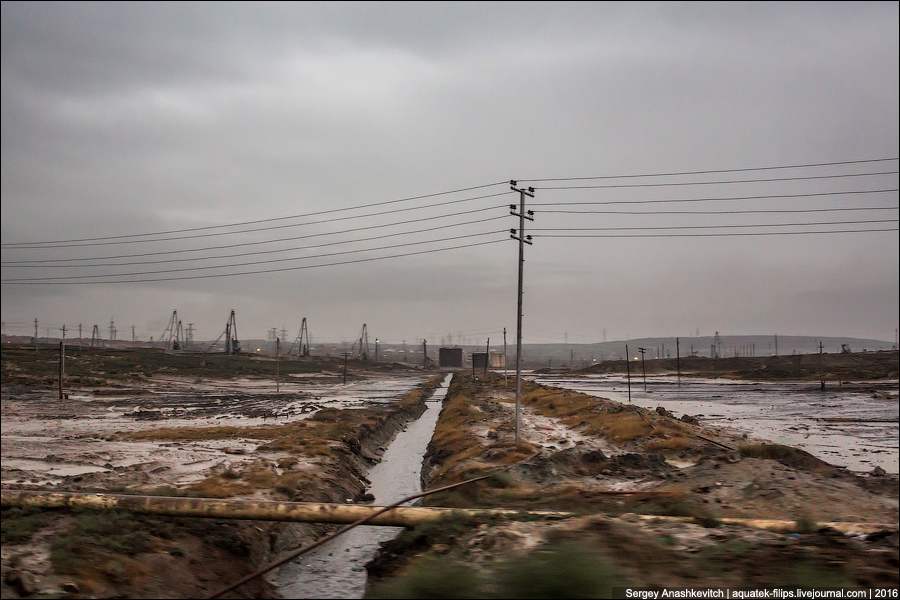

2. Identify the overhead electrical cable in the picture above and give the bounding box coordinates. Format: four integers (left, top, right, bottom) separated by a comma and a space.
1, 193, 513, 249
533, 206, 899, 216
2, 230, 506, 281
0, 239, 508, 285
527, 188, 898, 207
519, 157, 898, 182
533, 228, 898, 239
1, 216, 509, 267
0, 182, 508, 246
0, 207, 508, 260
532, 171, 898, 190
530, 219, 899, 231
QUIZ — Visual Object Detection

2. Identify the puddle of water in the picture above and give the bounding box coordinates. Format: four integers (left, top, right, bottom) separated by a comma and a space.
276, 374, 452, 599
530, 374, 899, 473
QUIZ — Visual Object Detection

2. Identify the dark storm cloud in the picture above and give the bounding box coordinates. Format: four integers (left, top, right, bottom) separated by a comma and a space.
2, 2, 897, 342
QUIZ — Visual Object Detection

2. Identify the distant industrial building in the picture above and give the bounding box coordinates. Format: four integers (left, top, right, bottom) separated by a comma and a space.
471, 352, 488, 370
439, 347, 463, 368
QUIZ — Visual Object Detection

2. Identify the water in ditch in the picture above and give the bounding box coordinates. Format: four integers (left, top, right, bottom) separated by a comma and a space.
275, 373, 452, 598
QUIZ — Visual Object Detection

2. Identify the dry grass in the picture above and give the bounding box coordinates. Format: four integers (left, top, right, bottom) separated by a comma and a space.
646, 435, 695, 451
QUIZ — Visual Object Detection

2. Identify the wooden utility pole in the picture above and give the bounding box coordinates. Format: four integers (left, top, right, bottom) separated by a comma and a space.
422, 339, 427, 368
509, 180, 534, 445
58, 341, 65, 400
638, 347, 647, 391
676, 337, 681, 386
33, 318, 38, 352
819, 340, 825, 390
275, 337, 281, 393
625, 344, 632, 403
503, 327, 508, 386
484, 337, 490, 377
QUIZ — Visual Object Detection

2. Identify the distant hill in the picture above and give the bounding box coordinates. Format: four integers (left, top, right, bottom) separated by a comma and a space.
509, 335, 895, 368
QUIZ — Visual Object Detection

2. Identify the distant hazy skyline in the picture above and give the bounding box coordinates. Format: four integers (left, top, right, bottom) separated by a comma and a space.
2, 2, 898, 343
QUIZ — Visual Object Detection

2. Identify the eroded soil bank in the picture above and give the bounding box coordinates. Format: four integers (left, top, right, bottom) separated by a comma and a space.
1, 345, 443, 598
529, 373, 899, 473
365, 372, 899, 597
276, 373, 452, 599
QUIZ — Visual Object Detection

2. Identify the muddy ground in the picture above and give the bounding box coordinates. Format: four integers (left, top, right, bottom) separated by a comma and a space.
1, 344, 442, 598
366, 373, 899, 597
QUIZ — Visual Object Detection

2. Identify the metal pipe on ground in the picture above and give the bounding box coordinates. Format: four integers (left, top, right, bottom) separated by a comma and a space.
0, 489, 571, 527
628, 513, 895, 536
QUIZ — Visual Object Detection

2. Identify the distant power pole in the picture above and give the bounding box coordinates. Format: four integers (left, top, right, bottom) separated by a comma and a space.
131, 325, 136, 344
33, 318, 39, 351
625, 344, 632, 403
774, 334, 779, 357
275, 337, 281, 393
503, 327, 508, 386
676, 337, 681, 386
509, 179, 535, 446
819, 340, 825, 390
484, 337, 490, 377
58, 341, 65, 400
422, 338, 428, 368
637, 347, 648, 392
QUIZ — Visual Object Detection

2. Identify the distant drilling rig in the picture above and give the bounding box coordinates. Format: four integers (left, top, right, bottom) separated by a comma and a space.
224, 309, 241, 354
159, 310, 186, 351
289, 317, 311, 357
354, 323, 370, 361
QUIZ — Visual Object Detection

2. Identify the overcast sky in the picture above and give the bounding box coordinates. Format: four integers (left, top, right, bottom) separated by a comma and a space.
2, 1, 898, 344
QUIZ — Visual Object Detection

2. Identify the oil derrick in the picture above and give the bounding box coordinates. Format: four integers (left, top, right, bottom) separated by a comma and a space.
172, 320, 184, 351
291, 317, 311, 356
90, 324, 101, 348
160, 310, 181, 351
355, 323, 369, 361
224, 310, 241, 355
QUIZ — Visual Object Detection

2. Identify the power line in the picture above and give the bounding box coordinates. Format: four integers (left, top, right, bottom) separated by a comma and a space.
533, 228, 898, 239
519, 157, 898, 182
533, 171, 898, 190
1, 192, 512, 249
1, 216, 508, 267
2, 230, 506, 281
528, 188, 897, 207
531, 219, 899, 231
534, 205, 899, 215
0, 182, 507, 246
0, 238, 507, 285
0, 207, 507, 261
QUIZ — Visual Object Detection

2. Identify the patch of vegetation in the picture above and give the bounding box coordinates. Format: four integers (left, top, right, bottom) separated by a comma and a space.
496, 541, 622, 598
50, 511, 156, 574
790, 562, 855, 589
646, 435, 695, 451
383, 513, 478, 556
1, 507, 55, 544
369, 541, 623, 599
368, 557, 484, 599
738, 443, 833, 472
793, 514, 819, 534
